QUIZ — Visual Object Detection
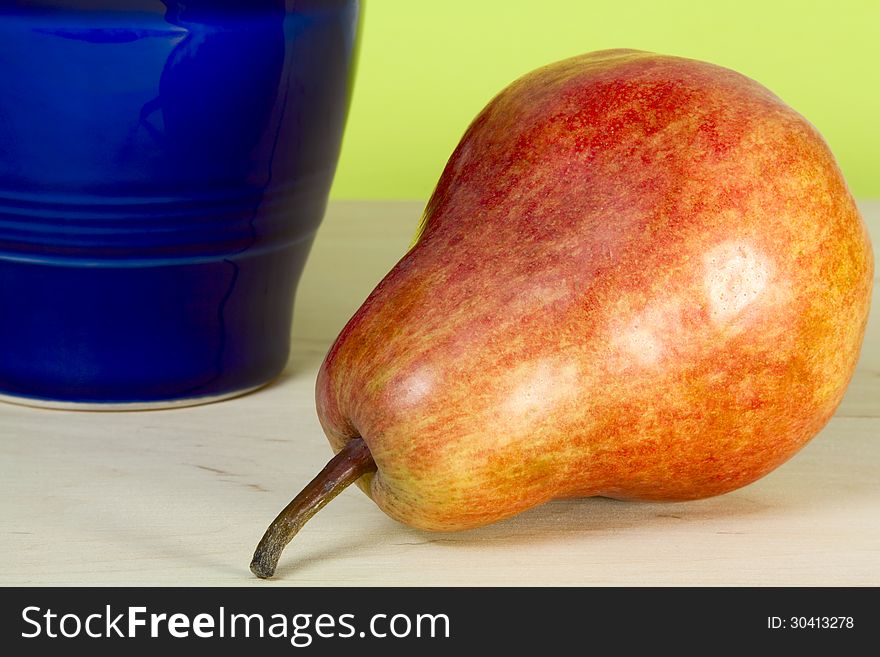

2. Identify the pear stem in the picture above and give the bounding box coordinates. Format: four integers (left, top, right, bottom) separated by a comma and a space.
250, 437, 376, 579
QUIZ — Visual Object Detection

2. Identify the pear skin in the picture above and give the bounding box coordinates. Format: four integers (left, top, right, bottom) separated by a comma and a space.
252, 50, 872, 578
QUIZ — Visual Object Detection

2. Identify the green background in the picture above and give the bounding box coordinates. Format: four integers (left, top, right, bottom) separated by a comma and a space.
328, 0, 878, 200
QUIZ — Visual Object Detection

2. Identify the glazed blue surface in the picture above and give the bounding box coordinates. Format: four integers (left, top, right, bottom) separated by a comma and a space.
0, 0, 360, 403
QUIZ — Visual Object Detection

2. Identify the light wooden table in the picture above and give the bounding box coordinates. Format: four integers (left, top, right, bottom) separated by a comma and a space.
1, 200, 877, 586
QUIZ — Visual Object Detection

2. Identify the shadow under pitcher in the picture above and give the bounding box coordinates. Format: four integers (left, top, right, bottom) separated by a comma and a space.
0, 0, 361, 408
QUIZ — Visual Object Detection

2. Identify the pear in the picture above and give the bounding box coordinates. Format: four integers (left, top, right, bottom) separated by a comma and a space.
251, 49, 873, 578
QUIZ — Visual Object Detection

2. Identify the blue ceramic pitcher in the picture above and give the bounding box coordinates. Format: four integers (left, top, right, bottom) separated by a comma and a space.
0, 0, 360, 408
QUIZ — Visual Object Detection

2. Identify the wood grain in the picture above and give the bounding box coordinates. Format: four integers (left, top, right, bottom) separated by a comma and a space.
0, 200, 877, 586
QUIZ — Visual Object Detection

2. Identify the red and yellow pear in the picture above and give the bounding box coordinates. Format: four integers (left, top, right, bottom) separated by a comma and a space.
252, 49, 873, 578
